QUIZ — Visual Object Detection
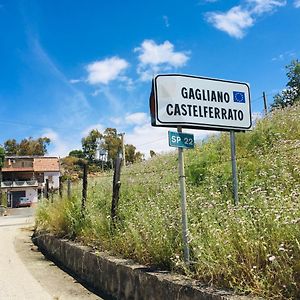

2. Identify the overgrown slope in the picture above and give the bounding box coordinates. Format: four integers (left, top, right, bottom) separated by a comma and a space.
36, 104, 300, 299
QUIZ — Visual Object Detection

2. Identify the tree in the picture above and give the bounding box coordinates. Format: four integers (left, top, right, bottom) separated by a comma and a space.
125, 144, 144, 164
36, 137, 51, 155
125, 144, 136, 164
69, 149, 85, 159
3, 137, 50, 156
4, 139, 18, 155
150, 150, 156, 158
0, 147, 4, 168
60, 156, 82, 180
134, 151, 144, 162
81, 129, 102, 163
272, 59, 300, 110
18, 137, 50, 156
102, 128, 122, 162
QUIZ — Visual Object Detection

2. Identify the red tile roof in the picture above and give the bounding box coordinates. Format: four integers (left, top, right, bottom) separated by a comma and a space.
2, 157, 60, 172
33, 157, 60, 172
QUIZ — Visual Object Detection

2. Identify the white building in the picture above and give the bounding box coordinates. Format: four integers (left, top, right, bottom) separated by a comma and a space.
0, 156, 60, 207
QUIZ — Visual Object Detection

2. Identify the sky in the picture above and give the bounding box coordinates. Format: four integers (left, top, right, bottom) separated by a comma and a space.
0, 0, 299, 157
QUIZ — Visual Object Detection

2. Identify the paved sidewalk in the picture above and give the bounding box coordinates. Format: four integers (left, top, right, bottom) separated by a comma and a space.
0, 212, 51, 300
0, 208, 102, 300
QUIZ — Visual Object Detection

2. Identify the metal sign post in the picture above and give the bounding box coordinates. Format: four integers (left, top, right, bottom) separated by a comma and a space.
230, 130, 238, 205
150, 73, 252, 263
177, 126, 190, 264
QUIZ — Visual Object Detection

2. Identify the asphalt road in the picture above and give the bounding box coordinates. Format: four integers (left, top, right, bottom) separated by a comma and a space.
0, 207, 103, 300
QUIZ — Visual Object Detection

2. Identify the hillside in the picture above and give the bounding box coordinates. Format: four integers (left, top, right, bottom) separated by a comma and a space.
36, 104, 300, 299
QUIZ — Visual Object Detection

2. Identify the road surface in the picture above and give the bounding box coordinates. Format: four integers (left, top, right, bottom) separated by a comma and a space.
0, 207, 104, 300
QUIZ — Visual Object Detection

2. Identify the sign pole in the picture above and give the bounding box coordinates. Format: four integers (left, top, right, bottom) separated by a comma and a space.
230, 130, 238, 205
177, 126, 190, 264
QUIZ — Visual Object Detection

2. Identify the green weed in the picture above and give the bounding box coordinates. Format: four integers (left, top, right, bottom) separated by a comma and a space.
35, 104, 300, 299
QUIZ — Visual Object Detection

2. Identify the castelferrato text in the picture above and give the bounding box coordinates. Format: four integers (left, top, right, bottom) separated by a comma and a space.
166, 104, 244, 121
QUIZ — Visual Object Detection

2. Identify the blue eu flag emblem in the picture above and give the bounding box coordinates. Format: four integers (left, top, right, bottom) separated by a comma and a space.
233, 91, 246, 103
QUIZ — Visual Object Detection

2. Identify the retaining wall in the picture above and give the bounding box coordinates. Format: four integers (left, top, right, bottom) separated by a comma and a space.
33, 233, 255, 300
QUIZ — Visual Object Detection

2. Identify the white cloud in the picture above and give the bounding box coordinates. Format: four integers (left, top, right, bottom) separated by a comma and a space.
163, 15, 170, 27
135, 40, 189, 67
294, 0, 300, 7
206, 6, 254, 39
69, 79, 82, 84
29, 37, 90, 129
125, 112, 149, 125
252, 111, 263, 123
42, 129, 71, 157
134, 40, 190, 81
110, 117, 123, 126
272, 50, 296, 61
86, 56, 129, 85
91, 89, 101, 96
125, 121, 213, 158
126, 123, 172, 157
206, 0, 287, 38
247, 0, 286, 14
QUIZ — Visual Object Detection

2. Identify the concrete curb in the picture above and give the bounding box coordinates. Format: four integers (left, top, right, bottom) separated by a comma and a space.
32, 233, 254, 300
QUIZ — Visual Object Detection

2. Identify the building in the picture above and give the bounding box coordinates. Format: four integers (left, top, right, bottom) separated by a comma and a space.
0, 156, 60, 207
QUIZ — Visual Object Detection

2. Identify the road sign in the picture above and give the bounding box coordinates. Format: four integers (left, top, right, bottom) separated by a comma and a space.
150, 74, 251, 131
168, 131, 194, 149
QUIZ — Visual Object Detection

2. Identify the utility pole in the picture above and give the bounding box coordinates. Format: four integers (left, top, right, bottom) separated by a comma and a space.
263, 92, 268, 115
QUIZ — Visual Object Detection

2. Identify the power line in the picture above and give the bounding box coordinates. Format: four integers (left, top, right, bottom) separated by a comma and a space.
135, 137, 166, 147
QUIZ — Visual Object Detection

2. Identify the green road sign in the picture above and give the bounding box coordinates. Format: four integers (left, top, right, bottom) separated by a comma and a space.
168, 131, 194, 149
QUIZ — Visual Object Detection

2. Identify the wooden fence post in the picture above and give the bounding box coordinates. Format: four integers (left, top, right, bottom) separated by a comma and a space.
111, 157, 122, 227
82, 163, 88, 212
59, 176, 63, 198
45, 179, 49, 199
0, 170, 3, 206
67, 179, 71, 199
50, 187, 54, 203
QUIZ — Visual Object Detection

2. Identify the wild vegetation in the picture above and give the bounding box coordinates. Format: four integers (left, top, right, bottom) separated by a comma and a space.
271, 59, 300, 110
36, 103, 300, 299
62, 127, 144, 179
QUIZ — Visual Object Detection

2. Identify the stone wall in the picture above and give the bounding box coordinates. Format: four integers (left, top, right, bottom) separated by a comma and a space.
33, 233, 257, 300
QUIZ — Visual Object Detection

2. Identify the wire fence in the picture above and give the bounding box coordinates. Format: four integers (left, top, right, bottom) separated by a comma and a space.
82, 143, 298, 214
92, 144, 300, 179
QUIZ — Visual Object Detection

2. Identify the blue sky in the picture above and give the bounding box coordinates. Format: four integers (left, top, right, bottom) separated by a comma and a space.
0, 0, 299, 157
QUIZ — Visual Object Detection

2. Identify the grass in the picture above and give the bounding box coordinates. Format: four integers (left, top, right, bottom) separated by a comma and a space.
36, 104, 300, 299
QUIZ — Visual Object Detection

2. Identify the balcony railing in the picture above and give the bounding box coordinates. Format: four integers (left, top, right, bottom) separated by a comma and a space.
1, 180, 39, 188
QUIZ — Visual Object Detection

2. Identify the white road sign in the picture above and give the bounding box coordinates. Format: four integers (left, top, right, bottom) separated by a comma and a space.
150, 74, 252, 131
